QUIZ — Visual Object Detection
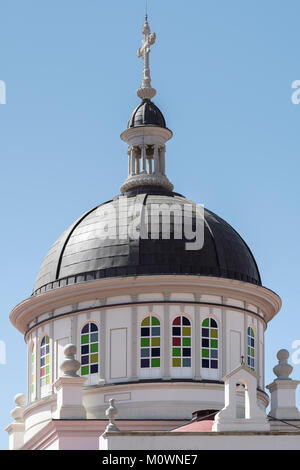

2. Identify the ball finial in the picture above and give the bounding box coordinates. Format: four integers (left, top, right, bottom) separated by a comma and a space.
273, 349, 293, 380
60, 344, 80, 377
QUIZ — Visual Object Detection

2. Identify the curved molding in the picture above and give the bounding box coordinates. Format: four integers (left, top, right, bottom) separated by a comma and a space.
121, 173, 174, 193
10, 275, 282, 336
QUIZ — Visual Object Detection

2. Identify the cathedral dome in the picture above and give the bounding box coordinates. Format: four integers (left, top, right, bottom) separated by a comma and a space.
127, 99, 166, 128
33, 187, 261, 295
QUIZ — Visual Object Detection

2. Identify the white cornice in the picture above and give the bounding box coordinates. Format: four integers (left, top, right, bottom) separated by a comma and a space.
10, 275, 281, 336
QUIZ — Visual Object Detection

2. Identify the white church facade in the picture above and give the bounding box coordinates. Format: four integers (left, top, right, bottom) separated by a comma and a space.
6, 17, 300, 450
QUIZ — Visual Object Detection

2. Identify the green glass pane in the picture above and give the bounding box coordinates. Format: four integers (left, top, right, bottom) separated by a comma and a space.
210, 339, 218, 348
183, 337, 191, 346
46, 365, 50, 375
141, 338, 150, 347
90, 343, 98, 353
81, 366, 89, 376
172, 348, 181, 357
151, 317, 160, 326
31, 385, 34, 393
151, 358, 160, 367
251, 329, 254, 337
202, 349, 209, 358
202, 318, 209, 327
211, 329, 218, 338
81, 334, 89, 345
248, 347, 251, 356
142, 317, 150, 326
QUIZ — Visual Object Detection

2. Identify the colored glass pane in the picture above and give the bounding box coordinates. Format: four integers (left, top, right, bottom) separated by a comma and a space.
151, 337, 160, 346
182, 327, 191, 337
90, 343, 98, 353
151, 358, 160, 367
81, 366, 89, 375
141, 338, 150, 347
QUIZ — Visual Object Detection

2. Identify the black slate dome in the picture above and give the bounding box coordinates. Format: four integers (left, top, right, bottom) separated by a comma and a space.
33, 188, 261, 295
128, 99, 166, 128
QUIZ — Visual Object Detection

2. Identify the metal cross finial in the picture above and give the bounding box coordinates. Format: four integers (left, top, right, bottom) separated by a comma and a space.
137, 16, 157, 100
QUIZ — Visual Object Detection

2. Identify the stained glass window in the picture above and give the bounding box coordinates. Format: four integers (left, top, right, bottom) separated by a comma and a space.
201, 318, 218, 369
247, 327, 255, 371
40, 336, 50, 395
81, 322, 99, 376
172, 316, 191, 367
31, 343, 35, 400
140, 316, 161, 368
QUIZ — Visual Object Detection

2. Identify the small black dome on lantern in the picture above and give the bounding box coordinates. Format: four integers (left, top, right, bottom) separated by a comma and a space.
127, 99, 166, 128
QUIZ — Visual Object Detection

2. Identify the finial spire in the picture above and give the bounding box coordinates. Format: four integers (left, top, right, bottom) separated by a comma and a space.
137, 15, 156, 100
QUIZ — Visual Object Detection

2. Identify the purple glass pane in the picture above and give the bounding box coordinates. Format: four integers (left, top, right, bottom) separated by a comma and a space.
81, 355, 89, 365
202, 328, 209, 337
81, 324, 89, 334
141, 359, 150, 368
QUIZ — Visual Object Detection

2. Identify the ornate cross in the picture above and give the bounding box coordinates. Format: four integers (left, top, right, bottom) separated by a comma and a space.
137, 17, 156, 99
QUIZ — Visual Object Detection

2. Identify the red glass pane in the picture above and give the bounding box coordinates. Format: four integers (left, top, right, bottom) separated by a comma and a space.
173, 337, 181, 346
40, 368, 45, 377
173, 317, 181, 325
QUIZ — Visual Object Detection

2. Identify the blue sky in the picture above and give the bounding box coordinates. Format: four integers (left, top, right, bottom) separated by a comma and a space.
0, 0, 300, 449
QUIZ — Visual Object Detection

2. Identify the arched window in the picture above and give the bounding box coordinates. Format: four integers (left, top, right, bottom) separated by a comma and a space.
140, 316, 161, 368
201, 318, 218, 369
31, 343, 35, 401
80, 322, 99, 376
40, 336, 50, 397
247, 327, 255, 371
172, 316, 191, 367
